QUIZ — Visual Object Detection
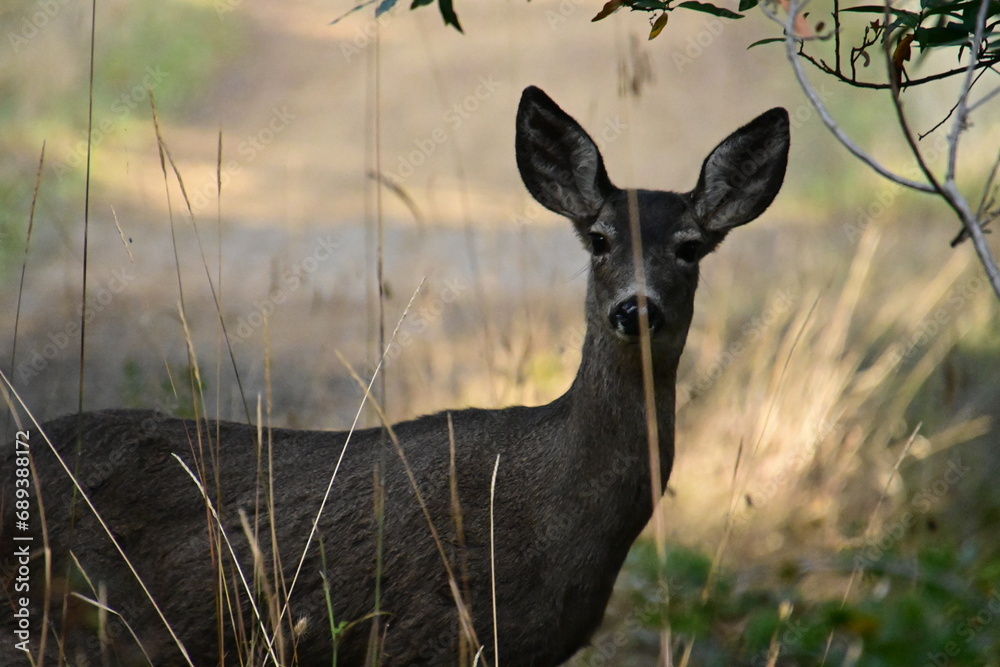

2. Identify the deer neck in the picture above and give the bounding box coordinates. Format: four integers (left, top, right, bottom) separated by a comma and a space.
563, 325, 681, 495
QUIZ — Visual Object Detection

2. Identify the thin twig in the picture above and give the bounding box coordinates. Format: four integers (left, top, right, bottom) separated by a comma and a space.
489, 454, 501, 667
79, 0, 98, 414
975, 151, 1000, 221
884, 6, 944, 199
941, 0, 1000, 297
799, 49, 1000, 90
9, 142, 44, 392
967, 79, 1000, 114
278, 277, 426, 628
770, 0, 1000, 298
947, 0, 992, 184
919, 67, 996, 140
764, 0, 936, 193
818, 425, 919, 665
881, 0, 1000, 300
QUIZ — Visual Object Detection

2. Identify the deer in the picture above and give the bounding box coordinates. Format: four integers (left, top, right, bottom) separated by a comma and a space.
1, 86, 788, 666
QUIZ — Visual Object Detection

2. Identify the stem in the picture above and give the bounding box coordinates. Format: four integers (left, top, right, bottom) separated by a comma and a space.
765, 0, 935, 192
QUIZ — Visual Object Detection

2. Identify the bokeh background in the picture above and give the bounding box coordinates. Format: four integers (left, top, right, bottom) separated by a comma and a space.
2, 0, 999, 663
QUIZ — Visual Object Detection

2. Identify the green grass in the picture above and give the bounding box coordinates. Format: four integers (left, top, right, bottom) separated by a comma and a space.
572, 538, 1000, 665
0, 0, 250, 280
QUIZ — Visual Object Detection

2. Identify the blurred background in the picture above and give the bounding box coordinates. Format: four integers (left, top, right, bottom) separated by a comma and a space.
2, 0, 998, 663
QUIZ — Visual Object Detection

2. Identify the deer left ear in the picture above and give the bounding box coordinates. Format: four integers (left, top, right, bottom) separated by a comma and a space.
515, 86, 617, 226
691, 108, 789, 240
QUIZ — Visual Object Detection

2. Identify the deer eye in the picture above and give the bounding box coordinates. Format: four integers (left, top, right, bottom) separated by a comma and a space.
588, 232, 610, 256
676, 240, 702, 264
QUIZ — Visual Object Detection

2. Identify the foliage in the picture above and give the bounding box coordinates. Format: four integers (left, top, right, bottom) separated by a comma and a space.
0, 0, 248, 280
574, 538, 1000, 665
371, 0, 1000, 299
394, 0, 1000, 62
784, 0, 1000, 89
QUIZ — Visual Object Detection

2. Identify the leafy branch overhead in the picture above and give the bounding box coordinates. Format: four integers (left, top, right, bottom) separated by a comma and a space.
343, 0, 750, 38
591, 0, 746, 40
617, 0, 1000, 296
351, 0, 1000, 298
333, 0, 463, 32
382, 0, 998, 78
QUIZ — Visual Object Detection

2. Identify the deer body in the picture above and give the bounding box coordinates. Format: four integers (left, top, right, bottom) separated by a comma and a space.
1, 87, 788, 666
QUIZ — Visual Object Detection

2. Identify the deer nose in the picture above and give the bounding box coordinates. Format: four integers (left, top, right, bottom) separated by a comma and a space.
609, 297, 665, 339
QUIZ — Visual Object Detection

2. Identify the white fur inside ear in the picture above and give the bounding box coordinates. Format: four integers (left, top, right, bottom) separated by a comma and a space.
570, 135, 604, 216
516, 95, 612, 221
695, 117, 788, 233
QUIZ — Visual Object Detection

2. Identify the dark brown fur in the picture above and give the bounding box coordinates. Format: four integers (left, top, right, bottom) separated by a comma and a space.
1, 87, 788, 666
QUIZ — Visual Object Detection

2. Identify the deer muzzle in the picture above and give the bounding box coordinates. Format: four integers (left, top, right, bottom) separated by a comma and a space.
608, 296, 665, 340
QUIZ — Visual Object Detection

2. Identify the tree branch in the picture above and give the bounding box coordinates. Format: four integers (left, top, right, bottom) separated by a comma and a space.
941, 0, 1000, 297
767, 0, 1000, 299
763, 0, 936, 192
800, 50, 1000, 91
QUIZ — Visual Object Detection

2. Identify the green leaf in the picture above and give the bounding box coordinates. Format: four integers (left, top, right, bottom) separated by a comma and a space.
739, 0, 759, 9
437, 0, 462, 32
649, 12, 670, 39
592, 0, 624, 22
920, 0, 948, 8
923, 0, 985, 17
677, 1, 744, 19
375, 0, 399, 16
330, 0, 380, 26
631, 1, 669, 10
842, 5, 920, 19
960, 1, 1000, 29
915, 23, 972, 46
747, 36, 786, 48
410, 0, 435, 7
886, 13, 922, 30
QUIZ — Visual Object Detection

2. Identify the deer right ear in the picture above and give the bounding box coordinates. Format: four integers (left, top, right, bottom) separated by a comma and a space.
691, 108, 789, 240
515, 87, 616, 224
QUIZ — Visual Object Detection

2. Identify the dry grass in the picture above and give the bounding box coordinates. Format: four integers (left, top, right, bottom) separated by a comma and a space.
2, 0, 999, 663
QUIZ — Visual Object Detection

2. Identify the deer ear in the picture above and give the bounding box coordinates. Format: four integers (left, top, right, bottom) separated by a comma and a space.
691, 108, 789, 239
516, 86, 616, 224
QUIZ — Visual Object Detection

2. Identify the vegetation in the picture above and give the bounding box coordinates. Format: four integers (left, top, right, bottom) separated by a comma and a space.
2, 0, 997, 664
574, 539, 1000, 665
395, 0, 1000, 300
0, 0, 248, 279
